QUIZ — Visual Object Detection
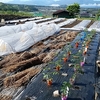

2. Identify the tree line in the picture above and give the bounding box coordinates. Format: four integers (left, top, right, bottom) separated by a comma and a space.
0, 2, 38, 19
0, 2, 38, 12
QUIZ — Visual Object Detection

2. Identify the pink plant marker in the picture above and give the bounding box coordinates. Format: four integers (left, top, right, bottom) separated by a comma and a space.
61, 95, 68, 100
80, 62, 85, 67
74, 68, 76, 72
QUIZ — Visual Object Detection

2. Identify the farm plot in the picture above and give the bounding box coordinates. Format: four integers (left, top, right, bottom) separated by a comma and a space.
72, 20, 91, 30
0, 22, 38, 37
0, 18, 99, 100
33, 18, 53, 23
57, 18, 77, 27
61, 20, 95, 32
62, 19, 82, 28
86, 20, 94, 28
19, 30, 100, 100
0, 30, 80, 100
0, 18, 56, 37
6, 17, 43, 24
0, 18, 65, 37
38, 18, 66, 26
0, 23, 60, 56
88, 21, 100, 32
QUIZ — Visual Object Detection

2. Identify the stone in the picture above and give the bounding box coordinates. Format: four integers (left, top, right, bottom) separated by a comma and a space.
62, 73, 68, 76
69, 63, 73, 67
53, 90, 60, 97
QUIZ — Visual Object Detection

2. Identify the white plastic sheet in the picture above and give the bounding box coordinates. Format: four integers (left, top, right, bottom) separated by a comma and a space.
58, 18, 77, 27
0, 26, 15, 37
73, 20, 91, 30
38, 18, 65, 26
88, 21, 100, 32
33, 18, 53, 23
6, 17, 43, 23
25, 21, 38, 30
0, 23, 60, 56
41, 23, 60, 37
0, 18, 54, 37
0, 22, 38, 37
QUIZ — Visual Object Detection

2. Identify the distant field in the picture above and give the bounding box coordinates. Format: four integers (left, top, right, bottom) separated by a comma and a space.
0, 11, 33, 21
78, 17, 96, 21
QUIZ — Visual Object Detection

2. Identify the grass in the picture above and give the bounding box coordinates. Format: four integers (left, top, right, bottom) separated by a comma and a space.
0, 11, 33, 17
78, 17, 97, 21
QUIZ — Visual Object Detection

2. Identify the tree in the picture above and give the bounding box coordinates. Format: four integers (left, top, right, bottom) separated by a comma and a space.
66, 3, 80, 16
95, 10, 100, 20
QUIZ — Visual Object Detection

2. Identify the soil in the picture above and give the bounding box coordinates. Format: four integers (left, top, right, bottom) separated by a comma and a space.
0, 31, 79, 72
36, 18, 55, 24
55, 19, 66, 24
86, 20, 95, 28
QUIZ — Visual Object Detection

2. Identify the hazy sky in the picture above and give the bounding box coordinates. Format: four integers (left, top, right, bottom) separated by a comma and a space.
0, 0, 100, 7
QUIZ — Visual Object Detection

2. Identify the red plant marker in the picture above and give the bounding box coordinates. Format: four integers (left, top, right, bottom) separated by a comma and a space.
56, 66, 60, 71
47, 79, 52, 86
67, 51, 71, 58
83, 51, 86, 55
75, 42, 79, 48
63, 57, 68, 63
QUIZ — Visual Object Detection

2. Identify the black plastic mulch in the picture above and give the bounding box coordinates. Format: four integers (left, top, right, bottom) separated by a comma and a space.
94, 33, 100, 100
18, 32, 100, 100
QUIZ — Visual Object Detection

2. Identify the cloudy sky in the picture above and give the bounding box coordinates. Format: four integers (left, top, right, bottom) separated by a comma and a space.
0, 0, 100, 7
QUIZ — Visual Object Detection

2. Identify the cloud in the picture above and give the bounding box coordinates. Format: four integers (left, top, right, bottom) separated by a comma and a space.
0, 0, 13, 3
20, 0, 32, 1
0, 0, 98, 6
50, 4, 60, 6
93, 0, 100, 1
54, 0, 60, 2
80, 3, 100, 7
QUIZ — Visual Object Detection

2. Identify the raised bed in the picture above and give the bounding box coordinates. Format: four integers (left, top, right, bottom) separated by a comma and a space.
17, 31, 100, 100
0, 30, 80, 100
62, 20, 82, 28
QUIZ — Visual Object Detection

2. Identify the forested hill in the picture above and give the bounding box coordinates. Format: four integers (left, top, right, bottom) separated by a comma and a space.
0, 2, 38, 12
